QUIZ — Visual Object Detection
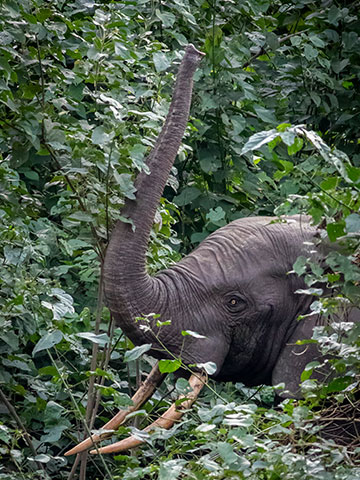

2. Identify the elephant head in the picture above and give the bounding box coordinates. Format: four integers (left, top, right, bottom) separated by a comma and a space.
65, 45, 359, 456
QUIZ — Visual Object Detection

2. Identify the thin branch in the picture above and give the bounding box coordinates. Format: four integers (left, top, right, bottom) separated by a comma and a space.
49, 348, 113, 478
43, 142, 104, 261
35, 36, 45, 108
90, 315, 115, 429
80, 273, 104, 480
105, 145, 113, 244
67, 454, 81, 480
0, 388, 48, 476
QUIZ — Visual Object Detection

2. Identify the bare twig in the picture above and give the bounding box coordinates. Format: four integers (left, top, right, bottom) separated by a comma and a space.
35, 36, 45, 108
90, 315, 115, 429
67, 454, 81, 480
0, 388, 48, 476
105, 145, 114, 244
79, 274, 104, 480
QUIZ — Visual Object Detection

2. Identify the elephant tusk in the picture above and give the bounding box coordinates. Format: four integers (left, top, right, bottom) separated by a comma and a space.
64, 362, 165, 456
89, 372, 207, 455
292, 345, 309, 356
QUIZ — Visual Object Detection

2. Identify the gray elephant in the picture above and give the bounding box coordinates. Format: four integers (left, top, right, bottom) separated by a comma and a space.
65, 45, 359, 456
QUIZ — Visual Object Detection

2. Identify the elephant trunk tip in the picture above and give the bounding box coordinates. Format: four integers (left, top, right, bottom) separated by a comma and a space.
187, 44, 205, 57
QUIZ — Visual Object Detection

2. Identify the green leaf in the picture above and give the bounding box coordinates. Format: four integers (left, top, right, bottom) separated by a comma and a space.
327, 222, 346, 241
158, 359, 182, 373
0, 425, 11, 444
309, 35, 326, 48
328, 5, 341, 25
310, 92, 321, 107
345, 213, 360, 233
174, 187, 201, 206
33, 330, 63, 356
196, 362, 217, 375
301, 361, 321, 382
241, 129, 279, 154
69, 211, 93, 222
91, 126, 114, 145
76, 332, 110, 346
217, 442, 240, 467
279, 131, 296, 146
32, 454, 51, 464
326, 376, 353, 393
292, 256, 307, 275
175, 378, 191, 394
158, 459, 186, 480
345, 165, 360, 183
153, 51, 171, 72
42, 289, 74, 320
287, 137, 303, 155
24, 170, 39, 181
303, 44, 318, 60
113, 172, 137, 200
332, 59, 350, 74
295, 288, 323, 296
254, 105, 276, 124
124, 344, 152, 362
320, 177, 338, 190
206, 207, 226, 227
181, 330, 206, 339
155, 9, 176, 28
266, 31, 279, 50
231, 115, 246, 135
4, 246, 26, 265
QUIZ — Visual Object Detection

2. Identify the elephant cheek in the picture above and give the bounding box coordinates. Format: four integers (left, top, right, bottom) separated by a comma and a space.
188, 334, 230, 377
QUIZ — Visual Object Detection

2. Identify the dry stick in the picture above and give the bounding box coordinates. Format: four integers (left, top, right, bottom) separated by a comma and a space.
90, 372, 207, 455
64, 362, 165, 456
35, 36, 45, 108
90, 316, 116, 430
46, 350, 112, 480
67, 454, 81, 480
0, 388, 48, 477
78, 275, 105, 480
133, 358, 142, 431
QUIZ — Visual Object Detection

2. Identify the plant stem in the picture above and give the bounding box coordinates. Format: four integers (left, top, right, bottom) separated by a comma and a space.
0, 388, 49, 477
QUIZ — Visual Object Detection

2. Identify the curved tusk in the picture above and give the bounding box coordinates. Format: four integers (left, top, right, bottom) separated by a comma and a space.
90, 372, 207, 455
64, 362, 165, 456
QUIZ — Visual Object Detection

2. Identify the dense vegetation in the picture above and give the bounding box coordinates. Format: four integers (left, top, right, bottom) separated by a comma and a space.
0, 0, 359, 478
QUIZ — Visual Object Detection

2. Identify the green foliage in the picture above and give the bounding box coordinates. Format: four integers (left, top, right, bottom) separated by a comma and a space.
0, 0, 359, 479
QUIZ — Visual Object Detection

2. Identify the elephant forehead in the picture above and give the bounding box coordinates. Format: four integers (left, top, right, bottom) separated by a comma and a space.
178, 216, 316, 278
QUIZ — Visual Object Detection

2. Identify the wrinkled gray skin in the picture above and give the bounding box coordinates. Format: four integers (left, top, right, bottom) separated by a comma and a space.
103, 45, 359, 398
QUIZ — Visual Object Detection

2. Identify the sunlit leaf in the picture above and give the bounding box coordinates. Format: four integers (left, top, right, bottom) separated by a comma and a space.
124, 344, 152, 362
33, 331, 63, 356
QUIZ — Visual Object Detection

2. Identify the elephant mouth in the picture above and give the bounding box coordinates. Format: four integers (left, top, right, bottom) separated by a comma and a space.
64, 363, 207, 456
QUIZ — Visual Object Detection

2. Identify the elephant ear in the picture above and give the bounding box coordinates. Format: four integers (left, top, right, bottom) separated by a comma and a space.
272, 315, 325, 399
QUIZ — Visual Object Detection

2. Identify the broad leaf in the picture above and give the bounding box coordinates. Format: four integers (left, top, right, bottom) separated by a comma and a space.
158, 359, 182, 373
124, 344, 152, 362
33, 331, 63, 356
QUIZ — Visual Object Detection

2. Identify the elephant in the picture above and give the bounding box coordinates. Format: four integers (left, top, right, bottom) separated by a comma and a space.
65, 45, 359, 456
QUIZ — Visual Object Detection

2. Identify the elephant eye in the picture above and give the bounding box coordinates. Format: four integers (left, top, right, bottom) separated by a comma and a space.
225, 295, 246, 312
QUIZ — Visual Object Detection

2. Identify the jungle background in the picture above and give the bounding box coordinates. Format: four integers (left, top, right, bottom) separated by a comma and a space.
1, 0, 360, 478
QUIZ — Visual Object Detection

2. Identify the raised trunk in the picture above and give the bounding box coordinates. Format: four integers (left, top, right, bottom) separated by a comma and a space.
103, 45, 204, 338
